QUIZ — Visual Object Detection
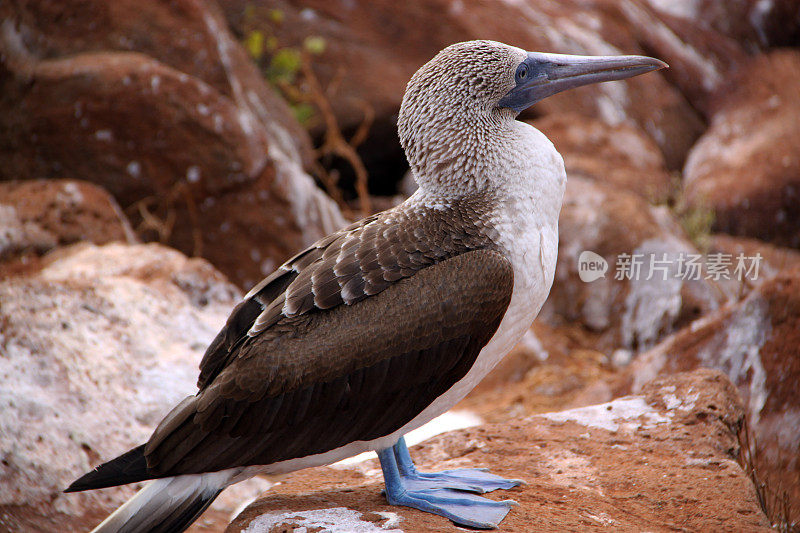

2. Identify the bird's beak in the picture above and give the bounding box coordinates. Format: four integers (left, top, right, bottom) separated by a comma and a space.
498, 52, 668, 113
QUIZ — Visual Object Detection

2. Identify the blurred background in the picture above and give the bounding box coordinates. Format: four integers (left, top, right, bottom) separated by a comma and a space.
1, 0, 799, 531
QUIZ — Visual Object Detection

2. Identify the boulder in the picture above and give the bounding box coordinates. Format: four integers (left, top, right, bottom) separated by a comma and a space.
707, 234, 800, 297
0, 243, 266, 532
462, 321, 616, 423
0, 0, 312, 165
0, 2, 346, 288
613, 0, 747, 116
594, 1, 799, 117
622, 267, 800, 517
639, 0, 800, 49
545, 176, 727, 352
227, 370, 771, 532
219, 0, 704, 177
683, 50, 800, 248
531, 113, 672, 203
0, 180, 135, 275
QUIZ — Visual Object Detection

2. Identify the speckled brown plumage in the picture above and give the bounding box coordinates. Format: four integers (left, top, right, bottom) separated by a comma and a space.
197, 193, 502, 389
136, 193, 513, 476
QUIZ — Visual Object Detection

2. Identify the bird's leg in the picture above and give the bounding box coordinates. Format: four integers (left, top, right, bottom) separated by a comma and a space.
392, 436, 524, 493
377, 439, 519, 529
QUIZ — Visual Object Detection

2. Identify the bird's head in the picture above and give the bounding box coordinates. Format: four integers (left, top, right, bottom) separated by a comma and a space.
399, 40, 666, 194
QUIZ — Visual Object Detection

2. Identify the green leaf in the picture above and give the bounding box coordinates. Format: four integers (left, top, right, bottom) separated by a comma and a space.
268, 48, 302, 83
269, 9, 284, 24
303, 36, 326, 55
244, 30, 264, 61
292, 103, 315, 125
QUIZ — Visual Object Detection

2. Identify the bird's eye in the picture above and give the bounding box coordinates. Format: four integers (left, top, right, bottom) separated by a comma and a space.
516, 64, 529, 81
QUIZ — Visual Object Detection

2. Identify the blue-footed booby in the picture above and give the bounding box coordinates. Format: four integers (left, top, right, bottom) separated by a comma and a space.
66, 41, 666, 531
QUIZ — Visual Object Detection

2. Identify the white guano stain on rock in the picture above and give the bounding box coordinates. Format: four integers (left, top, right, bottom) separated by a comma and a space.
0, 243, 241, 517
542, 396, 670, 432
698, 295, 769, 426
621, 237, 685, 350
242, 507, 402, 533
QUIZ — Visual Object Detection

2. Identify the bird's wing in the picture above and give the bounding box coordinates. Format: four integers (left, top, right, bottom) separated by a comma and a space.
143, 248, 513, 476
196, 203, 493, 389
195, 215, 380, 389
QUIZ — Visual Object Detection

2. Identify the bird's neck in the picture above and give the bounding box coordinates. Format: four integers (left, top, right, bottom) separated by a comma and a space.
402, 112, 566, 217
401, 109, 504, 197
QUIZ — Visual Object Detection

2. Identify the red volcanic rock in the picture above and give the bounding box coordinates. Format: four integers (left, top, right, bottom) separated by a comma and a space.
622, 267, 800, 516
683, 50, 800, 248
0, 1, 345, 288
639, 0, 800, 49
227, 370, 770, 533
532, 113, 672, 202
219, 0, 704, 170
1, 0, 311, 165
0, 180, 135, 268
709, 234, 800, 279
546, 176, 727, 352
461, 321, 617, 424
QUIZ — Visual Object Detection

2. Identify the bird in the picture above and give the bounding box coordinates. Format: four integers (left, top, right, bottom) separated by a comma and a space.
65, 40, 666, 532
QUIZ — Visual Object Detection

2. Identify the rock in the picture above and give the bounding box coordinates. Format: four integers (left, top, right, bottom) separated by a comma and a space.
622, 267, 800, 517
683, 50, 800, 248
0, 2, 346, 288
227, 369, 771, 532
640, 0, 800, 50
604, 1, 799, 117
219, 0, 703, 178
613, 0, 748, 116
0, 0, 312, 166
709, 234, 800, 275
544, 176, 727, 352
707, 234, 800, 297
531, 113, 672, 202
0, 180, 136, 274
0, 242, 266, 533
461, 321, 616, 423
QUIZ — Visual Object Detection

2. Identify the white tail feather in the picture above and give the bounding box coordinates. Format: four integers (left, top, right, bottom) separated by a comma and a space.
90, 472, 231, 533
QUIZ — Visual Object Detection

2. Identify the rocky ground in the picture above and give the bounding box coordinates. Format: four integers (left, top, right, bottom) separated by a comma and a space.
229, 370, 770, 533
1, 0, 799, 531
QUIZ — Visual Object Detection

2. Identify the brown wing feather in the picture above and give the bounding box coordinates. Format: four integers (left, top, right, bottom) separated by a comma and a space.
144, 249, 513, 476
197, 197, 499, 389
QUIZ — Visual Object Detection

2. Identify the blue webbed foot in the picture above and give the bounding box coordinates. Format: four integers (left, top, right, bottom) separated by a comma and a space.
402, 468, 524, 494
393, 436, 524, 494
377, 437, 522, 529
385, 485, 517, 529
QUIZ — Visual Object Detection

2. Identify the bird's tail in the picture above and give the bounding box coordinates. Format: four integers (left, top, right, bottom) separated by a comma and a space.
86, 474, 224, 533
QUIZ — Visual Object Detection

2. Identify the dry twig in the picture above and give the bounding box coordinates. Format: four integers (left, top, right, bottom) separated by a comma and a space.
279, 52, 373, 216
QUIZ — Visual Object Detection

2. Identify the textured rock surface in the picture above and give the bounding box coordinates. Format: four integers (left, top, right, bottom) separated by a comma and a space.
531, 113, 672, 202
640, 0, 800, 50
683, 50, 800, 248
461, 321, 616, 424
227, 370, 770, 532
220, 0, 704, 176
709, 234, 800, 276
0, 243, 266, 532
621, 267, 800, 514
0, 0, 312, 165
545, 176, 727, 352
0, 179, 135, 269
0, 1, 346, 288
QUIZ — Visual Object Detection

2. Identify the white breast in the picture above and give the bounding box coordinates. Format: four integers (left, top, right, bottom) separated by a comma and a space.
390, 122, 566, 432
